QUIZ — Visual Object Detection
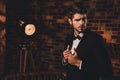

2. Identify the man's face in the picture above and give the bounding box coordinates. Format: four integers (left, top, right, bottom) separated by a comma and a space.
68, 13, 87, 35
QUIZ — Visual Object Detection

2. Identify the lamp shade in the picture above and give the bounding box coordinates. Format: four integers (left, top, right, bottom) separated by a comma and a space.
25, 24, 36, 36
19, 20, 36, 37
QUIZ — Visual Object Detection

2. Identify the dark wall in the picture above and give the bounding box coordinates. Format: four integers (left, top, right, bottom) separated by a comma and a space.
4, 0, 120, 78
0, 0, 6, 78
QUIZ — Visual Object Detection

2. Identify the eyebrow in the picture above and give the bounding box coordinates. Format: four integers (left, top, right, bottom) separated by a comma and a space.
74, 17, 87, 21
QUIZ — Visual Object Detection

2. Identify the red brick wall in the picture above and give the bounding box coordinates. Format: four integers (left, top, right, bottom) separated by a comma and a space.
5, 0, 120, 78
0, 0, 6, 78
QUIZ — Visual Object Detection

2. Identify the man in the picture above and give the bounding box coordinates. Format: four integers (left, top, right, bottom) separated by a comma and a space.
62, 3, 113, 80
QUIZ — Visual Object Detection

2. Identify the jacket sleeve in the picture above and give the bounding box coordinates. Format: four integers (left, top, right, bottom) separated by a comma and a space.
61, 36, 70, 69
91, 35, 113, 78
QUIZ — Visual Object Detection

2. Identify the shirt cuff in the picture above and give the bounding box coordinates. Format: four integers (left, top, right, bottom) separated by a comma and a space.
62, 59, 68, 66
79, 60, 82, 70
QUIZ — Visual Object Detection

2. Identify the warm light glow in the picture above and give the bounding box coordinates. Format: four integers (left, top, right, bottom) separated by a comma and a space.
103, 31, 112, 41
25, 24, 36, 36
0, 15, 6, 23
19, 20, 25, 27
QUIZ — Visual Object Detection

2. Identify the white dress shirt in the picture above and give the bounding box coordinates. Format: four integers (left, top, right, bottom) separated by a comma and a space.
70, 33, 84, 70
70, 33, 84, 54
62, 32, 84, 70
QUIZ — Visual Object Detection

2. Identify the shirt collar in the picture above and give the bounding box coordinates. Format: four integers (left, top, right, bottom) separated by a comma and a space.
74, 32, 84, 38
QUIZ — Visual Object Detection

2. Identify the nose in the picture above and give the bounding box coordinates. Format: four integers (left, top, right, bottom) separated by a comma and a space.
79, 20, 84, 25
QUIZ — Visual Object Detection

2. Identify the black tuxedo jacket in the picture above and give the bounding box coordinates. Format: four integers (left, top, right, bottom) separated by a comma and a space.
62, 29, 113, 80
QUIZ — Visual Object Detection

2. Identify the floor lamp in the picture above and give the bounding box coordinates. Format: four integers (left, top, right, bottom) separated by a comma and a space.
19, 20, 36, 72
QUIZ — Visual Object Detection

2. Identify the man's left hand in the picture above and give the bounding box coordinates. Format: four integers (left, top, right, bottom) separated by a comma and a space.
68, 48, 82, 67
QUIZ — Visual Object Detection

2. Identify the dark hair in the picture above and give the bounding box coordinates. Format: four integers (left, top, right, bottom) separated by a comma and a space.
66, 3, 87, 19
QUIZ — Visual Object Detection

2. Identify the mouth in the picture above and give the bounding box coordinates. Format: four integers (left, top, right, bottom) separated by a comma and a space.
78, 26, 83, 29
78, 26, 85, 31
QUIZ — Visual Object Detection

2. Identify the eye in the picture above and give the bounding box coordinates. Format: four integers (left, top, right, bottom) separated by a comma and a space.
75, 19, 80, 21
82, 17, 87, 21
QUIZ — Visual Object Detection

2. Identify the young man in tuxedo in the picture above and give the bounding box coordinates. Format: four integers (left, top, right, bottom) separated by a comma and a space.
62, 3, 113, 80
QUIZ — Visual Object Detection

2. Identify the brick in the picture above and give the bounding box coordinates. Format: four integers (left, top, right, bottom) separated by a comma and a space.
4, 0, 120, 78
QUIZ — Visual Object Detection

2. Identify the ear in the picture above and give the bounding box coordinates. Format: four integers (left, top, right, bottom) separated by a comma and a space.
84, 15, 87, 27
68, 18, 72, 25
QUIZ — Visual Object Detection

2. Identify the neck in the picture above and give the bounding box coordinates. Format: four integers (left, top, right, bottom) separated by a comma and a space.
74, 30, 81, 36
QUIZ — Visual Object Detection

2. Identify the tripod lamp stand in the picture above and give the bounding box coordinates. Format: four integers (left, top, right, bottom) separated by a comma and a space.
19, 20, 36, 72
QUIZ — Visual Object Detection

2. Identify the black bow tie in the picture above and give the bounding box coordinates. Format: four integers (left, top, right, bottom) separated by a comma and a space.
73, 35, 81, 40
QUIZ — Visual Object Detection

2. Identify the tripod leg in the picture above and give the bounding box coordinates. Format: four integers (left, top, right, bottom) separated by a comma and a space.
20, 49, 22, 72
23, 50, 28, 72
29, 50, 36, 72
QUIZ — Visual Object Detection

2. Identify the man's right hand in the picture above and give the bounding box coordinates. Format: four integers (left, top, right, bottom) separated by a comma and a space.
62, 45, 71, 63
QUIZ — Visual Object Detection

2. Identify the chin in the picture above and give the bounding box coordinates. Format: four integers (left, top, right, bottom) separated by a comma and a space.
78, 30, 82, 33
79, 29, 82, 32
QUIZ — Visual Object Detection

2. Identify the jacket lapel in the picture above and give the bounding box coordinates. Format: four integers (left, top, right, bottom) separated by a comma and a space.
76, 29, 89, 51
